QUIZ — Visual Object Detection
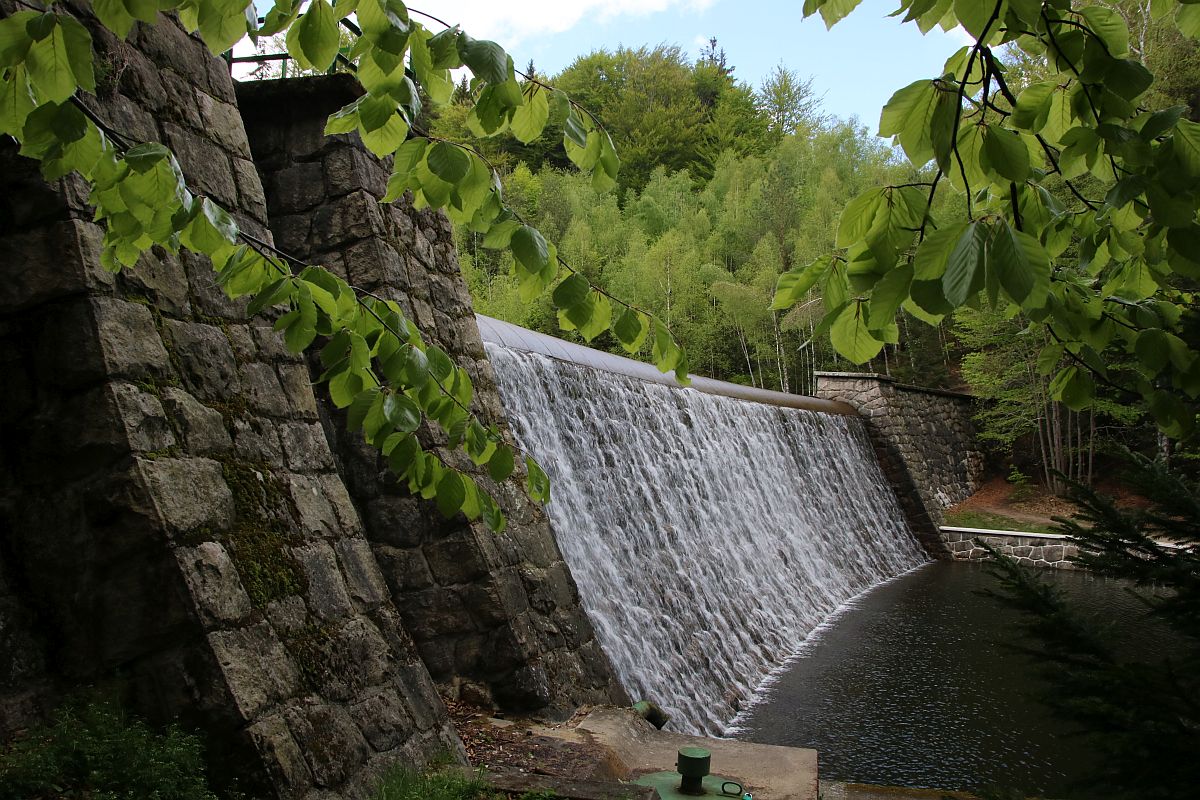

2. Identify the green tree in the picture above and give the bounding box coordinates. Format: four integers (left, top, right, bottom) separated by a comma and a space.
773, 0, 1200, 441
757, 63, 822, 139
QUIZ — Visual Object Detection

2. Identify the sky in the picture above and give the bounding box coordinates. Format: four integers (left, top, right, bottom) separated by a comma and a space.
409, 0, 972, 127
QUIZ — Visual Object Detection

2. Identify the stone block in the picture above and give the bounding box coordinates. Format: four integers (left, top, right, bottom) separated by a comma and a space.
286, 703, 370, 788
398, 588, 474, 640
175, 541, 253, 627
343, 239, 408, 289
323, 145, 387, 198
277, 363, 321, 420
349, 688, 414, 753
280, 421, 335, 472
138, 456, 235, 536
107, 382, 177, 453
232, 157, 269, 223
208, 622, 303, 720
162, 319, 241, 400
164, 122, 238, 208
195, 89, 252, 158
270, 161, 326, 215
252, 325, 294, 362
372, 545, 435, 594
233, 417, 284, 463
319, 473, 363, 534
240, 362, 291, 417
292, 541, 354, 621
334, 538, 390, 608
423, 536, 489, 586
181, 250, 244, 318
288, 475, 341, 538
266, 595, 310, 636
159, 68, 205, 128
225, 323, 257, 363
0, 219, 112, 314
311, 190, 387, 245
248, 713, 315, 791
364, 496, 428, 548
394, 662, 443, 732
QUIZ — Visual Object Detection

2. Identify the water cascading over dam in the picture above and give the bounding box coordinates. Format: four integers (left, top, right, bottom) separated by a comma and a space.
478, 317, 927, 735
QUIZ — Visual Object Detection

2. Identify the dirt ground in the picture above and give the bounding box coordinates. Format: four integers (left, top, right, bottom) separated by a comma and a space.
946, 475, 1151, 528
446, 699, 620, 781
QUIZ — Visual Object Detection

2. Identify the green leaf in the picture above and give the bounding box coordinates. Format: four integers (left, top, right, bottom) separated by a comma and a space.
525, 455, 550, 504
487, 444, 515, 482
0, 66, 36, 138
867, 264, 913, 330
426, 141, 471, 183
458, 35, 509, 84
836, 188, 886, 248
989, 220, 1051, 308
25, 19, 76, 103
434, 471, 465, 517
287, 0, 339, 72
552, 273, 590, 309
382, 392, 422, 433
913, 220, 968, 280
0, 11, 36, 66
511, 84, 550, 144
980, 124, 1031, 183
830, 301, 884, 363
1173, 119, 1200, 175
612, 307, 650, 354
878, 79, 937, 165
1049, 366, 1094, 410
479, 489, 506, 532
195, 0, 251, 55
359, 112, 408, 158
771, 255, 832, 310
1135, 329, 1169, 375
284, 283, 318, 352
1012, 82, 1055, 132
1079, 5, 1129, 56
510, 225, 550, 274
942, 221, 988, 305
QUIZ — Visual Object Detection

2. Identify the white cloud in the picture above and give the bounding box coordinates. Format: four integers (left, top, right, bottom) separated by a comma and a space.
412, 0, 716, 48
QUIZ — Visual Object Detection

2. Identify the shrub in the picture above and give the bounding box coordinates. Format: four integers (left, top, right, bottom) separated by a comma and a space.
0, 698, 219, 800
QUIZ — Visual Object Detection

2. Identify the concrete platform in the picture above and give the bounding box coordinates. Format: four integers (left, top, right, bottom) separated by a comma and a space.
535, 707, 818, 800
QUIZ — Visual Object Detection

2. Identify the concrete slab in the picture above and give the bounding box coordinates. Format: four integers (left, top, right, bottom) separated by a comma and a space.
537, 708, 818, 800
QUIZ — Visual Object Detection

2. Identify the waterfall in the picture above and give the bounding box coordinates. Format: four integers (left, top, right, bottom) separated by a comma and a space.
484, 340, 927, 735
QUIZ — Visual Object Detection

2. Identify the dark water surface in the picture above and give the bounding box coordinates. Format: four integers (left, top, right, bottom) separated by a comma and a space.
734, 561, 1165, 796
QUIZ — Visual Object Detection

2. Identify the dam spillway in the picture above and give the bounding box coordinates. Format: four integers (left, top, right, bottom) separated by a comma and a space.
477, 316, 927, 735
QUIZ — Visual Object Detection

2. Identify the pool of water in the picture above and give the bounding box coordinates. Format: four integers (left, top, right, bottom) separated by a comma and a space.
733, 561, 1165, 796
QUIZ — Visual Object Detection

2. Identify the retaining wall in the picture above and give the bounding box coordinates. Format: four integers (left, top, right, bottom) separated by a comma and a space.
940, 527, 1080, 569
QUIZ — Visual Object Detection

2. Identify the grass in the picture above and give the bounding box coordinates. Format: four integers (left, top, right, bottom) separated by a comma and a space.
373, 766, 561, 800
942, 509, 1060, 535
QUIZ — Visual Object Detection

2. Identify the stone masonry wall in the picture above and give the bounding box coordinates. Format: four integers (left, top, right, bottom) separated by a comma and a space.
940, 528, 1079, 569
236, 76, 626, 717
0, 5, 460, 798
816, 372, 985, 557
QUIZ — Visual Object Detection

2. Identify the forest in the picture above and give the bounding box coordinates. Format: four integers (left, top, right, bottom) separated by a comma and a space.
426, 11, 1200, 490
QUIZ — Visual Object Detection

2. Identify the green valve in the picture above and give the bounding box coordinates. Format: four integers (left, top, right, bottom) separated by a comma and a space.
676, 747, 710, 795
634, 748, 749, 800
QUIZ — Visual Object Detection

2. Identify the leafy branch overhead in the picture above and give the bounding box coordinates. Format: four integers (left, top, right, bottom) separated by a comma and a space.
0, 0, 689, 530
772, 0, 1200, 437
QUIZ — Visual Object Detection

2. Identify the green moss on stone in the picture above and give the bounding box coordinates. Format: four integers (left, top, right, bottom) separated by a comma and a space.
218, 458, 307, 608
